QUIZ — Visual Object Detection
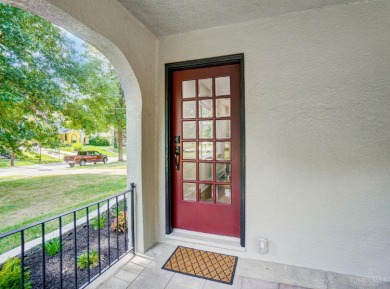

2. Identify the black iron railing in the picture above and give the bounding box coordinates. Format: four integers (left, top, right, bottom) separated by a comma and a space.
0, 183, 136, 289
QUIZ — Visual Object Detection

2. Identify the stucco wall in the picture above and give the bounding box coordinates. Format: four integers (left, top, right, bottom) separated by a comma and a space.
157, 0, 390, 278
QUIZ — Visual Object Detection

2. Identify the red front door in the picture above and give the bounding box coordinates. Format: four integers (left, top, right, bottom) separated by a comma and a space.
172, 64, 241, 237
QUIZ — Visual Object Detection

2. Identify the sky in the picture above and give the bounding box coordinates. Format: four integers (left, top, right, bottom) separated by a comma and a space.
63, 29, 86, 55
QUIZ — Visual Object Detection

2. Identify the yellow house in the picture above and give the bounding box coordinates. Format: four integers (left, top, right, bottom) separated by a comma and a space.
58, 129, 81, 145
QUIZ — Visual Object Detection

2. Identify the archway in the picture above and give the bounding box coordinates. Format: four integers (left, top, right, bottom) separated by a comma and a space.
2, 0, 149, 252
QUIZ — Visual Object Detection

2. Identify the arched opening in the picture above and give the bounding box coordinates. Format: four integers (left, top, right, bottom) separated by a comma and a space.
1, 0, 148, 255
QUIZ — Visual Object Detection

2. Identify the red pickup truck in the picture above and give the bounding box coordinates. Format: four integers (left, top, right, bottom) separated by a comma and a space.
64, 151, 108, 167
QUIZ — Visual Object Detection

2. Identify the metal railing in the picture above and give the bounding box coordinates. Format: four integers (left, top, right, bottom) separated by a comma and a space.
0, 183, 136, 289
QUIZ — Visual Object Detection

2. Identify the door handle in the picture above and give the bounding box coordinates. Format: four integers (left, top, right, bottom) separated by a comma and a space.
174, 146, 180, 170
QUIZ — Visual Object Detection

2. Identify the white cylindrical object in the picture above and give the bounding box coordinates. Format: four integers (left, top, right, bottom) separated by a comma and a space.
258, 237, 268, 253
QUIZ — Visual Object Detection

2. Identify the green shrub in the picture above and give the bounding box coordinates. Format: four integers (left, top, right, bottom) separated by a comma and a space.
45, 238, 61, 256
91, 213, 107, 230
72, 142, 83, 152
112, 201, 126, 216
77, 250, 101, 270
0, 258, 32, 289
89, 136, 109, 146
15, 152, 26, 160
111, 211, 128, 233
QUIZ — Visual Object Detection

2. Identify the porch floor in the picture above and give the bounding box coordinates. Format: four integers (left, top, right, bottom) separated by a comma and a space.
86, 242, 389, 289
86, 242, 308, 289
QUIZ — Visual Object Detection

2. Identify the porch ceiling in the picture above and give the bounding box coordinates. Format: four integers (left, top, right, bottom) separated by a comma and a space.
117, 0, 364, 36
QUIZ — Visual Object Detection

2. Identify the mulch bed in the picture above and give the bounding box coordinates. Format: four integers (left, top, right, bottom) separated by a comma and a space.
22, 203, 128, 289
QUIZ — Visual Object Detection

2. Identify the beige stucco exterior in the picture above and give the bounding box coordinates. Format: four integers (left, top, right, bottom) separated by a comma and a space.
4, 0, 390, 280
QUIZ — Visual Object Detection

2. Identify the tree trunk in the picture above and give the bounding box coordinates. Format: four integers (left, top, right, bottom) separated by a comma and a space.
10, 151, 15, 167
117, 129, 124, 162
39, 145, 42, 162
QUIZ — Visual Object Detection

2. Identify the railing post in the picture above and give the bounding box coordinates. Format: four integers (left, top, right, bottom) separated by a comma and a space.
123, 193, 128, 252
41, 223, 45, 287
73, 211, 77, 287
130, 183, 136, 253
59, 217, 63, 289
21, 230, 25, 289
115, 196, 119, 259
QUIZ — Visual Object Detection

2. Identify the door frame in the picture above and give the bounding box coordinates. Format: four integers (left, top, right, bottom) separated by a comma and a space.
165, 54, 246, 247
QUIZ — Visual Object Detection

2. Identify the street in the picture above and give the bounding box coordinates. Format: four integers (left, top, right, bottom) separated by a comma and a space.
0, 157, 125, 180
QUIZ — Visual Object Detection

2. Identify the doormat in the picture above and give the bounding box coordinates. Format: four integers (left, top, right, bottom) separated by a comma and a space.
162, 246, 238, 285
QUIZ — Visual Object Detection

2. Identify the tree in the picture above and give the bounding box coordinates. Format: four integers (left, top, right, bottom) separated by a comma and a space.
1, 4, 125, 165
33, 123, 61, 161
0, 3, 82, 165
64, 46, 126, 161
0, 114, 35, 166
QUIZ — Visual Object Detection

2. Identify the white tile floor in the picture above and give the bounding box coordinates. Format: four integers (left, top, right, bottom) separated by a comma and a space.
86, 242, 390, 289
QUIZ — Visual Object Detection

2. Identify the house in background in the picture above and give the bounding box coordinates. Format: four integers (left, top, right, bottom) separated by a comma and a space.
7, 0, 390, 288
58, 128, 89, 145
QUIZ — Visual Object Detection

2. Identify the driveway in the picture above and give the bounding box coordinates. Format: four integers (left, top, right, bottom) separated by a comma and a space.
0, 157, 125, 180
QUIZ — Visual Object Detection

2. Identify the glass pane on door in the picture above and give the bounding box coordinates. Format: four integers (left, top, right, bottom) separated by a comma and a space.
199, 184, 213, 203
199, 142, 213, 160
183, 142, 196, 159
183, 80, 196, 98
215, 76, 230, 96
198, 78, 212, 97
216, 142, 230, 160
199, 120, 213, 139
199, 100, 213, 118
216, 163, 231, 182
216, 120, 230, 139
199, 163, 213, 181
183, 183, 196, 201
183, 101, 196, 118
216, 185, 231, 204
183, 162, 196, 180
183, 121, 196, 139
216, 98, 230, 118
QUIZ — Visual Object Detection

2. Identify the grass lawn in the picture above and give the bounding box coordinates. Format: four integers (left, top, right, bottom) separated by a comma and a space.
0, 174, 127, 254
0, 175, 23, 181
60, 145, 123, 157
0, 153, 61, 168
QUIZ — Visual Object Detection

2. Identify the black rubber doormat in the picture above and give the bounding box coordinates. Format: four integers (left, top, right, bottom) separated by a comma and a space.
162, 246, 238, 285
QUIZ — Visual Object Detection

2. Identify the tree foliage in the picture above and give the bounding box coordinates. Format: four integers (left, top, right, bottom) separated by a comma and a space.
0, 3, 81, 164
0, 3, 126, 164
64, 46, 126, 161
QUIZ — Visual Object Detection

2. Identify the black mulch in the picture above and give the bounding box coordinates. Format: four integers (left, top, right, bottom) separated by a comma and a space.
22, 204, 128, 289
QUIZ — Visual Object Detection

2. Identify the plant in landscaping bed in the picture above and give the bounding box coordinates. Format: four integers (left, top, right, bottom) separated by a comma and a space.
111, 211, 128, 233
0, 258, 32, 289
77, 250, 101, 270
45, 237, 62, 256
112, 202, 126, 216
91, 213, 107, 230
